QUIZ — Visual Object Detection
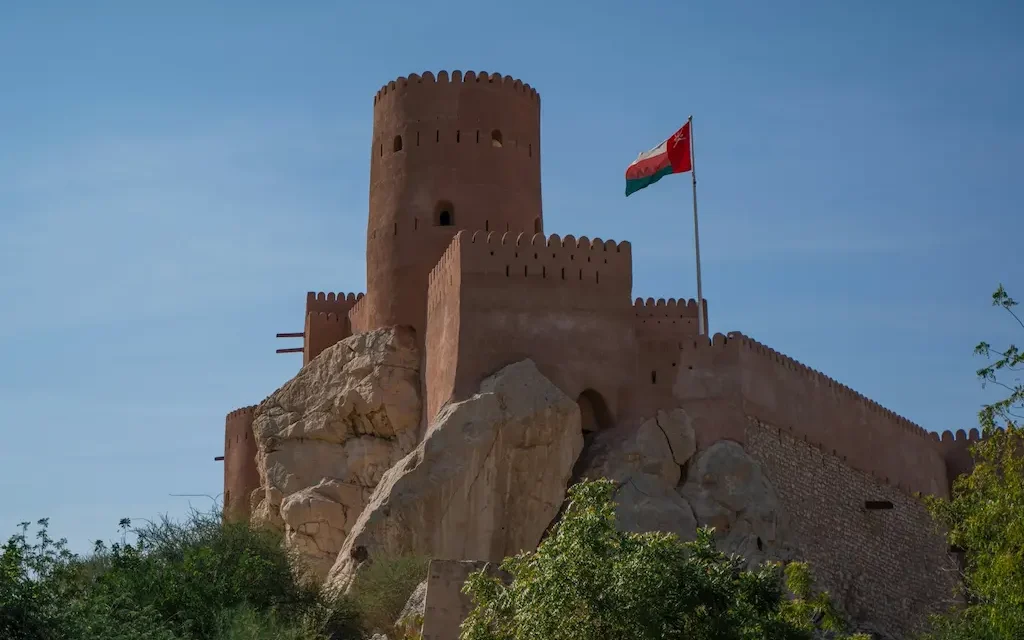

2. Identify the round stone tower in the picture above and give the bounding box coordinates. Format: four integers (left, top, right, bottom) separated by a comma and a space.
364, 69, 543, 338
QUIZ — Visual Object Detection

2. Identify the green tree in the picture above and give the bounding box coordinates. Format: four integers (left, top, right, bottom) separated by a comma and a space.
460, 478, 868, 640
0, 510, 362, 640
920, 285, 1024, 640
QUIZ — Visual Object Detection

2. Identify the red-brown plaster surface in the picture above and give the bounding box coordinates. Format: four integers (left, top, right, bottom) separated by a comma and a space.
223, 406, 259, 521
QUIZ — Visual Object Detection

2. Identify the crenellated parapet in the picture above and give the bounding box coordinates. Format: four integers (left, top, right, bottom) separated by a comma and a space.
675, 332, 949, 497
374, 70, 539, 106
932, 427, 986, 487
455, 231, 631, 303
301, 292, 363, 365
306, 291, 364, 315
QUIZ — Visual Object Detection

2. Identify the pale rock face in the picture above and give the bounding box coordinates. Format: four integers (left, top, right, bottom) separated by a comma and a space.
656, 408, 697, 465
572, 409, 699, 539
678, 440, 794, 565
325, 359, 583, 594
249, 326, 421, 578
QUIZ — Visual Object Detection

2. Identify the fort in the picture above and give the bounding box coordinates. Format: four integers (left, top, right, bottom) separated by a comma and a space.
220, 70, 980, 636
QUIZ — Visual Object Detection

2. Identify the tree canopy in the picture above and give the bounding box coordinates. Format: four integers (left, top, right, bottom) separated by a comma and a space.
460, 478, 868, 640
919, 285, 1024, 640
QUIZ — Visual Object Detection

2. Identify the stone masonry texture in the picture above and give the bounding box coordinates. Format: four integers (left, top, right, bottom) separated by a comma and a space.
746, 418, 961, 638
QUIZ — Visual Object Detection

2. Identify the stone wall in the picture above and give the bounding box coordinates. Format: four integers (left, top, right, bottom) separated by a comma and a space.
745, 418, 961, 638
420, 559, 504, 640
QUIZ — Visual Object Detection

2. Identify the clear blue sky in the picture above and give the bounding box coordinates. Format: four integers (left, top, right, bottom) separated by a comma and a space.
1, 1, 1021, 552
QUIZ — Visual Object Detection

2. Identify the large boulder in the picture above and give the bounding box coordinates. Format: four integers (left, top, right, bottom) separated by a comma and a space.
678, 440, 794, 565
249, 326, 422, 577
573, 409, 698, 539
325, 359, 583, 593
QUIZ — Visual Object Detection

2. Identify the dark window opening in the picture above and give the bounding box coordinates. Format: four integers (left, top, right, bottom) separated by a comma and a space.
436, 130, 439, 142
505, 265, 509, 276
529, 143, 532, 157
491, 129, 503, 148
534, 217, 541, 233
393, 135, 403, 152
456, 130, 461, 143
476, 130, 480, 143
485, 220, 489, 231
416, 131, 420, 146
651, 371, 657, 384
756, 537, 763, 551
379, 143, 383, 157
434, 200, 455, 227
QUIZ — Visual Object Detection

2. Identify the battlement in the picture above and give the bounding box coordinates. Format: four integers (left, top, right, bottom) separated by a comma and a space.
226, 405, 257, 425
373, 70, 539, 106
349, 294, 370, 334
932, 427, 988, 486
454, 230, 631, 287
306, 291, 364, 315
676, 332, 948, 496
634, 297, 706, 342
304, 311, 351, 365
934, 427, 982, 444
427, 233, 463, 310
633, 297, 702, 317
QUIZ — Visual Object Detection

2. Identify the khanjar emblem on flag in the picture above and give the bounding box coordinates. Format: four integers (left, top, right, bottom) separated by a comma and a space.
624, 121, 693, 196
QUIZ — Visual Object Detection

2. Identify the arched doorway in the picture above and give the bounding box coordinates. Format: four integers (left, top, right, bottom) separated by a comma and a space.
576, 389, 612, 432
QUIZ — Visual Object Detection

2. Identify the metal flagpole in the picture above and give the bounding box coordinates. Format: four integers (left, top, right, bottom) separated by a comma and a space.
688, 115, 706, 336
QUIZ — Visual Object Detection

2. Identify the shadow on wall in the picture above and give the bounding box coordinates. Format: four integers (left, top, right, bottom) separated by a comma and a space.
578, 389, 612, 433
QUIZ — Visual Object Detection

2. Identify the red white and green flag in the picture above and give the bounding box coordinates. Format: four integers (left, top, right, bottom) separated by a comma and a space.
624, 121, 692, 196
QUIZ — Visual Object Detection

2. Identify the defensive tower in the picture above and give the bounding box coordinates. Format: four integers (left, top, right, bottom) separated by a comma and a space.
365, 70, 543, 337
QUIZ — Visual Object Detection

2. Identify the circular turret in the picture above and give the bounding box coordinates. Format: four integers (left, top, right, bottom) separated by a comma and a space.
364, 70, 543, 336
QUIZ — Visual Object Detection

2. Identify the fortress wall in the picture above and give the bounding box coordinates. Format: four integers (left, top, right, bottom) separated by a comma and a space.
632, 338, 691, 420
303, 292, 363, 364
429, 230, 637, 422
223, 405, 259, 522
425, 236, 463, 422
304, 311, 350, 366
633, 297, 704, 342
630, 298, 707, 419
675, 333, 950, 497
746, 418, 959, 638
934, 428, 982, 488
348, 293, 371, 334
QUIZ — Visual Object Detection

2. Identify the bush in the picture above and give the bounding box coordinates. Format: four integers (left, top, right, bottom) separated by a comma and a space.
0, 511, 361, 640
347, 554, 429, 636
461, 478, 868, 640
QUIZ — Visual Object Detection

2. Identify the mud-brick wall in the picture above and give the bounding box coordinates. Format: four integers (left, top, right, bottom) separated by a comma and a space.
745, 419, 961, 639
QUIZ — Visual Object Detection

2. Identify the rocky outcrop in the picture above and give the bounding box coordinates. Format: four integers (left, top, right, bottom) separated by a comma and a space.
678, 440, 794, 566
249, 326, 422, 577
572, 408, 698, 539
325, 359, 583, 593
